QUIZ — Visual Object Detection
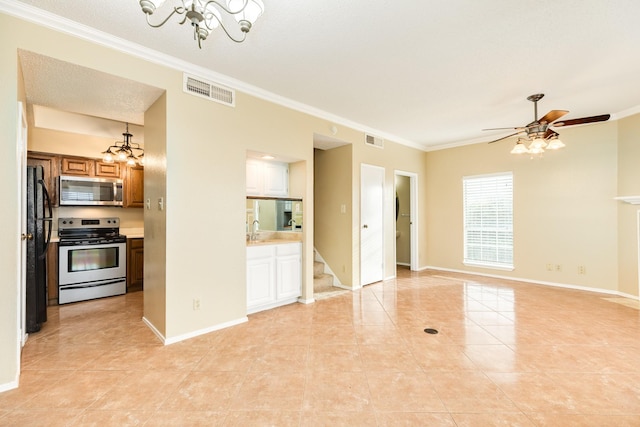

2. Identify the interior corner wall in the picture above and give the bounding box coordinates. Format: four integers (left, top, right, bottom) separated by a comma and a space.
426, 121, 620, 294
314, 145, 354, 286
617, 113, 640, 297
143, 93, 167, 337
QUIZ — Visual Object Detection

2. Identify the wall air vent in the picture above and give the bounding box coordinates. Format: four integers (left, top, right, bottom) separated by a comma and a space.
365, 134, 384, 149
183, 73, 235, 107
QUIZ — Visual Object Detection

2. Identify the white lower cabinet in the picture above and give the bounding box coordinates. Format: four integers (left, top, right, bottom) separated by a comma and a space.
247, 242, 301, 314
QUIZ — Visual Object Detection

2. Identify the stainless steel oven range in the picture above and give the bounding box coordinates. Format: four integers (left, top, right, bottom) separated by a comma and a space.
58, 217, 127, 304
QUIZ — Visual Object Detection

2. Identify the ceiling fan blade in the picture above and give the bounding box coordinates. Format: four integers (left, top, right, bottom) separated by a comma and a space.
482, 126, 527, 131
538, 110, 569, 124
552, 114, 611, 127
487, 131, 522, 144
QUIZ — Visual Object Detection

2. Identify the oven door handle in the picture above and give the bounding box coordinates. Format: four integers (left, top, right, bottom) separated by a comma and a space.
60, 279, 125, 290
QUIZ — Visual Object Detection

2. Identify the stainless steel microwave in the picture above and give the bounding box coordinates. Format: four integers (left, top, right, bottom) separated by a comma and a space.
59, 175, 123, 206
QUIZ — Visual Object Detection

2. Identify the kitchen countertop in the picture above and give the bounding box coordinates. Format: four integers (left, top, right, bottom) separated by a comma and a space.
246, 231, 302, 247
246, 239, 301, 246
121, 228, 144, 239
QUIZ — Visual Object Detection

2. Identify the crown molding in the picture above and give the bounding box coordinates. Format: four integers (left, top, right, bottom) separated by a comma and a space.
0, 0, 424, 151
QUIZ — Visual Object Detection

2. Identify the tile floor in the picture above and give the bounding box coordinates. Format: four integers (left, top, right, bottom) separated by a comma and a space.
2, 269, 640, 426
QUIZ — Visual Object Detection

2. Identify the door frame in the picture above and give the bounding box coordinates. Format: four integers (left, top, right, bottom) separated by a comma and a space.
394, 170, 419, 271
360, 163, 385, 287
637, 210, 640, 298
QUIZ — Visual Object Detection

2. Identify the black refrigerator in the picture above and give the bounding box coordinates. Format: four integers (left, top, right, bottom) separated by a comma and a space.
25, 165, 53, 333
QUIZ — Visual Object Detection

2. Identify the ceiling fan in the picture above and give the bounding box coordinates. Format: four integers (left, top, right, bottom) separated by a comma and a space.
484, 93, 610, 153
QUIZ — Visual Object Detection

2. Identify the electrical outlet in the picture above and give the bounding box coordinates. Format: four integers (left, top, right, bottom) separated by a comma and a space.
578, 265, 586, 275
555, 264, 562, 272
193, 298, 200, 310
546, 263, 554, 271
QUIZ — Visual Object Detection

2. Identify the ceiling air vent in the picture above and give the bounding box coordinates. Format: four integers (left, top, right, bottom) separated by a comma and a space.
183, 73, 235, 107
365, 134, 384, 149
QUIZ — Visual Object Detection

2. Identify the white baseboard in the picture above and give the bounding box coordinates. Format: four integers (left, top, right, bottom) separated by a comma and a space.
424, 265, 640, 300
0, 378, 18, 394
143, 316, 248, 346
298, 297, 315, 304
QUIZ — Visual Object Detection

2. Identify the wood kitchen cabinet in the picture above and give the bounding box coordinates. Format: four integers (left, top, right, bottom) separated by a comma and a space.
61, 156, 121, 178
60, 156, 93, 176
47, 242, 58, 305
27, 152, 58, 207
127, 238, 144, 292
95, 161, 121, 178
124, 165, 144, 208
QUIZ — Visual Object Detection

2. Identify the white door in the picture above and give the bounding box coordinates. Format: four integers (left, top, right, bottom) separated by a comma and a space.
18, 102, 28, 347
360, 164, 384, 286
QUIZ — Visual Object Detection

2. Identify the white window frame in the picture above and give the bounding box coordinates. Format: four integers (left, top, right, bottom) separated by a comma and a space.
463, 172, 514, 270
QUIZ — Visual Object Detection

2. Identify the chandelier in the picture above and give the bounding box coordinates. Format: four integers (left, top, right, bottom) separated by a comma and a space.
102, 123, 144, 166
139, 0, 265, 48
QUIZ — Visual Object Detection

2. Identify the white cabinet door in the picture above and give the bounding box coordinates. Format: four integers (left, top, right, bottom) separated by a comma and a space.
277, 255, 301, 299
276, 243, 301, 300
247, 247, 276, 309
246, 159, 262, 196
263, 162, 289, 197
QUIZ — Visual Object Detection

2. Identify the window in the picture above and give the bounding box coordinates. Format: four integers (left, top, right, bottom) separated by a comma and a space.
463, 172, 513, 269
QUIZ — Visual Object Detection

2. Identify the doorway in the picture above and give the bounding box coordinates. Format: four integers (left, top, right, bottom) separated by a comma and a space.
394, 170, 418, 271
360, 164, 384, 286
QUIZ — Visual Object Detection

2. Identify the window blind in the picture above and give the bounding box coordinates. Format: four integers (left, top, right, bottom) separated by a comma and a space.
463, 172, 513, 269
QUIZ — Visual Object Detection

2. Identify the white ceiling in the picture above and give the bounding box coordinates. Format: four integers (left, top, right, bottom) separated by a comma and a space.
7, 0, 640, 150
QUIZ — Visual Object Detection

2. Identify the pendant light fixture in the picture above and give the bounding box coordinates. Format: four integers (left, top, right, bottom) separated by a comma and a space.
102, 123, 144, 166
139, 0, 264, 48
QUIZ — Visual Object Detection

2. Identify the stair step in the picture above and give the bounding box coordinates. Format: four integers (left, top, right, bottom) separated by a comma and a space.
313, 261, 325, 277
314, 273, 334, 292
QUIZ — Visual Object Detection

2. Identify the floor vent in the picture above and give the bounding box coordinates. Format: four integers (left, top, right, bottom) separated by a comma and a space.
183, 73, 235, 107
365, 134, 384, 149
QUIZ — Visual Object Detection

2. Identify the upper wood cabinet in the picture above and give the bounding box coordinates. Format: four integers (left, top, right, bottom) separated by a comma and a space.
246, 159, 289, 197
60, 156, 121, 178
124, 165, 144, 208
27, 152, 59, 207
95, 161, 121, 178
60, 157, 93, 176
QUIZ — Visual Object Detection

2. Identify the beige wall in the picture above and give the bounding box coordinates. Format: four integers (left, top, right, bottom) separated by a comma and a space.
617, 114, 640, 297
426, 121, 621, 292
0, 35, 23, 388
142, 93, 167, 336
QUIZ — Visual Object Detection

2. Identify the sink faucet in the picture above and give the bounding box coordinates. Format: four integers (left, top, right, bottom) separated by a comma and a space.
288, 219, 296, 230
251, 219, 260, 241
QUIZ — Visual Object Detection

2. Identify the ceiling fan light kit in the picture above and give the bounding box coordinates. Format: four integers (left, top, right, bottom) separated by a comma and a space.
484, 93, 610, 156
139, 0, 264, 48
